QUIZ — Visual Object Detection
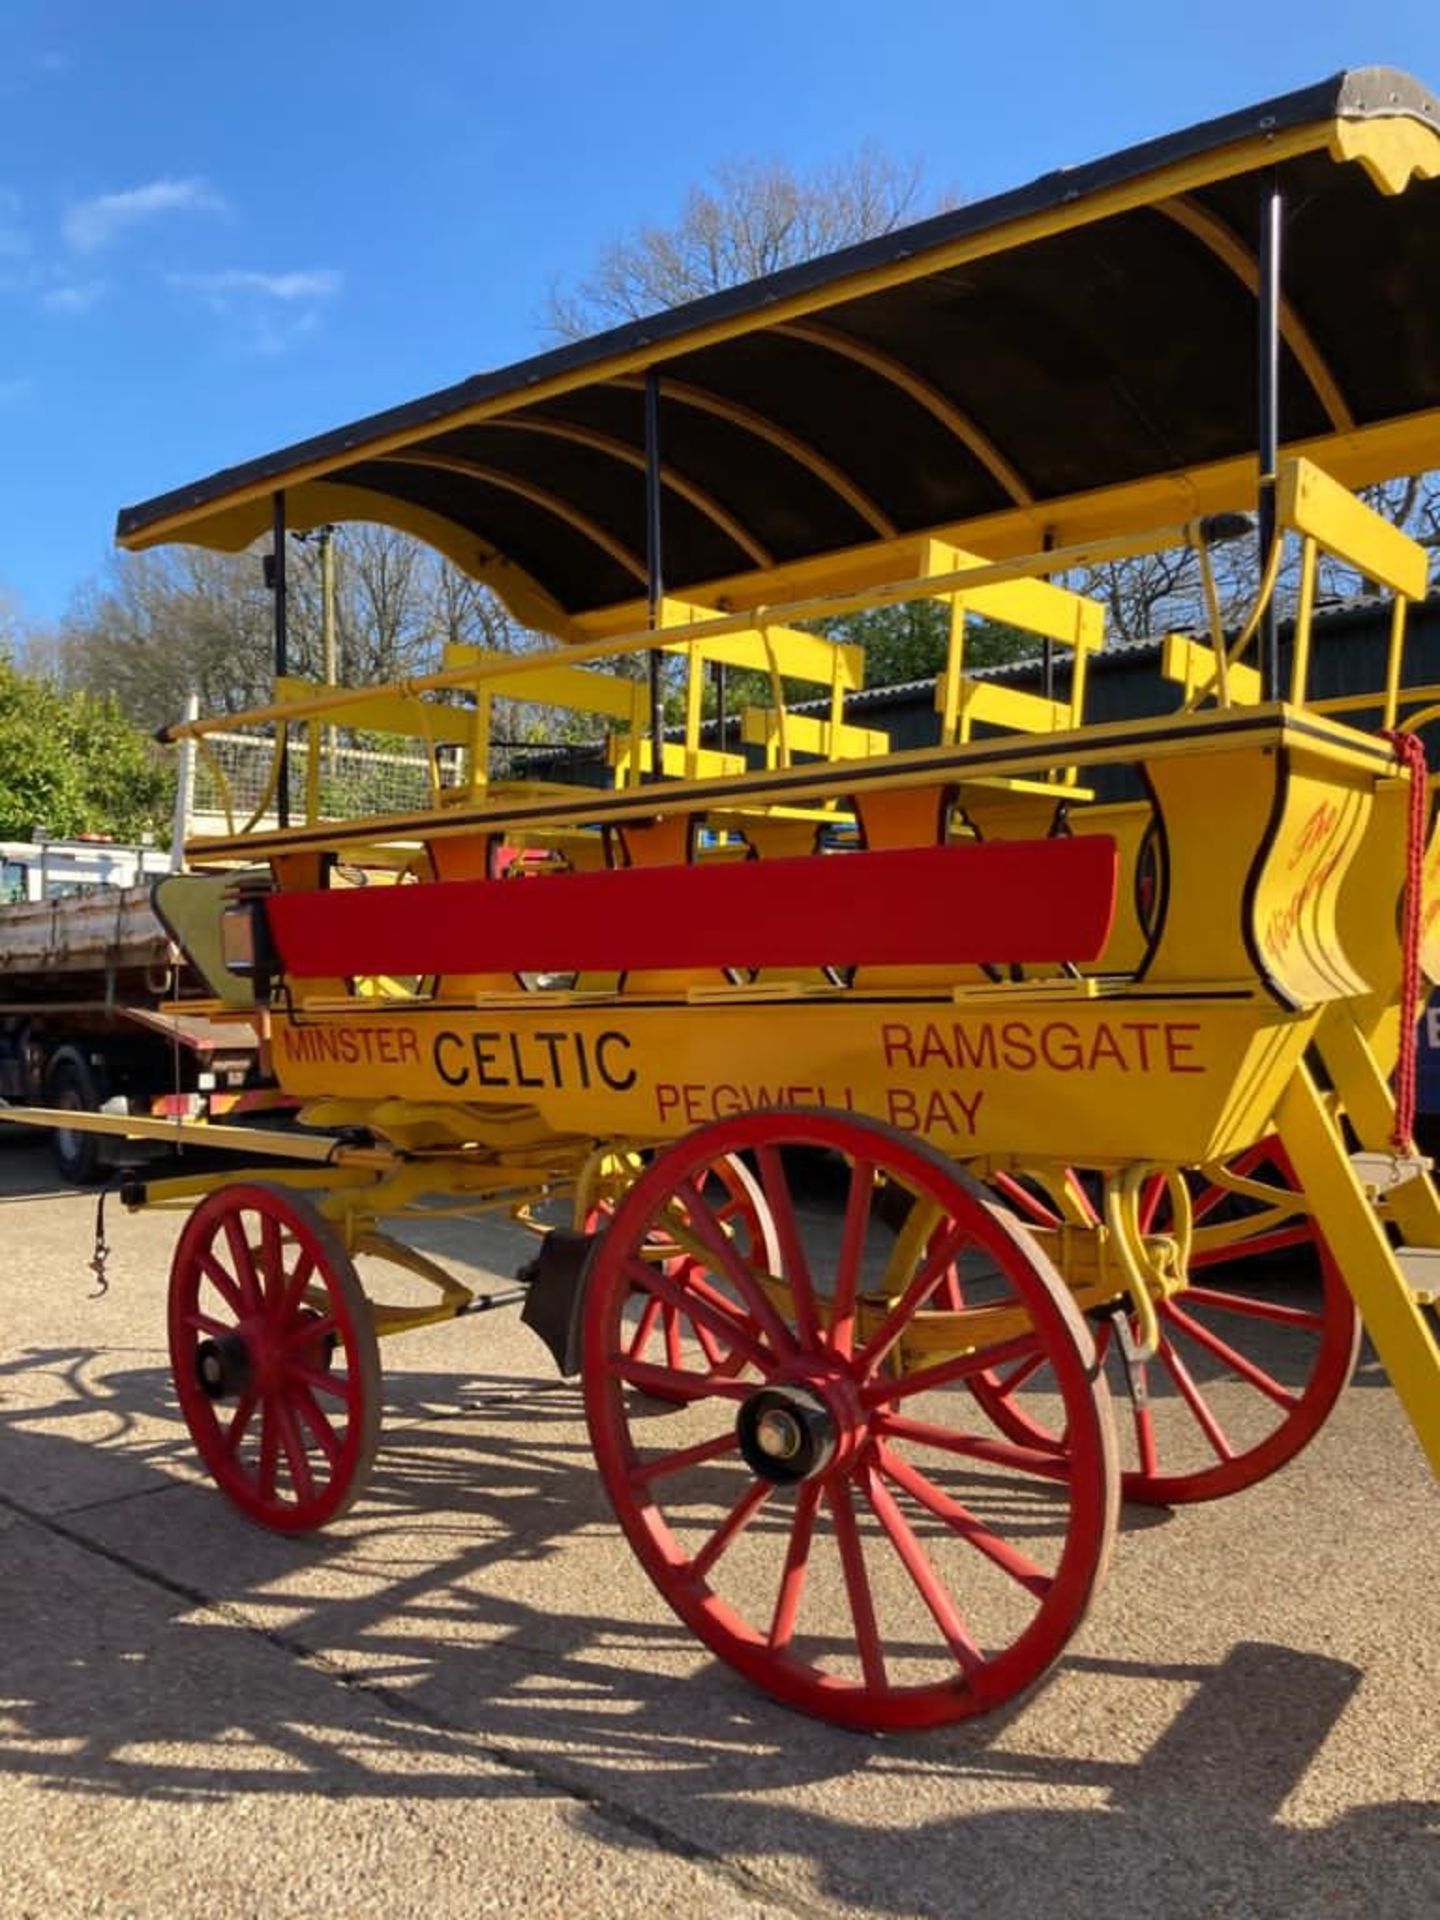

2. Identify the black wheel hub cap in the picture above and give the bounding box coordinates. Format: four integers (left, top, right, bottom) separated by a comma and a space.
195, 1333, 252, 1402
737, 1385, 837, 1485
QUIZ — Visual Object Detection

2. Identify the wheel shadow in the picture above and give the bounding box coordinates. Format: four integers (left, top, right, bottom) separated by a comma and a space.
0, 1352, 1434, 1918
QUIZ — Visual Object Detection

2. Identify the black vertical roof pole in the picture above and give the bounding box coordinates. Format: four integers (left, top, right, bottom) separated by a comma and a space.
272, 490, 291, 828
1256, 172, 1283, 700
644, 370, 665, 783
1041, 528, 1056, 703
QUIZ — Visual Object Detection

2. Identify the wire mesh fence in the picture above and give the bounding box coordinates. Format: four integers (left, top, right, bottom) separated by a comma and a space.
189, 730, 442, 831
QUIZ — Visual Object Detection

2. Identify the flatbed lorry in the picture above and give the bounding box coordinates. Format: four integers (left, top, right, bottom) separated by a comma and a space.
0, 841, 272, 1181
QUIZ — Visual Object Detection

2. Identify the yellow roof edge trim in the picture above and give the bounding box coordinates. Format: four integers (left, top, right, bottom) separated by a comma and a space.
1329, 116, 1440, 193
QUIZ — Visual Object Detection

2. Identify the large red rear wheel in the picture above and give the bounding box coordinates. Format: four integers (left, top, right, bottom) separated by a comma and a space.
168, 1183, 381, 1532
978, 1142, 1359, 1504
583, 1111, 1119, 1732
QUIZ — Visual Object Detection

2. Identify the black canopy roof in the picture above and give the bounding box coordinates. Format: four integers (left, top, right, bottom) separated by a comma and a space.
116, 67, 1440, 636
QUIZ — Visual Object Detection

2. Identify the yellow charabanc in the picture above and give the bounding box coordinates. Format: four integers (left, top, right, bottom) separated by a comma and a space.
10, 67, 1440, 1732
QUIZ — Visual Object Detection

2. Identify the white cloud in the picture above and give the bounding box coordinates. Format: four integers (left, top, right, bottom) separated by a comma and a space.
63, 177, 226, 253
170, 267, 342, 303
168, 265, 343, 354
41, 280, 105, 315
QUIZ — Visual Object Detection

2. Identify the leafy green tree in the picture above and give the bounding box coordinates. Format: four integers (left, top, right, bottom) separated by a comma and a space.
0, 659, 172, 840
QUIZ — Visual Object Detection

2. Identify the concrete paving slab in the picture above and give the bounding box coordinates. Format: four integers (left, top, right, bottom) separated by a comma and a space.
0, 1508, 789, 1920
1, 1142, 1437, 1918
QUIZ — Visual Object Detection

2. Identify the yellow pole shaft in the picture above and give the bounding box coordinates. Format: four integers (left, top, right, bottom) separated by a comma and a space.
1276, 1064, 1440, 1477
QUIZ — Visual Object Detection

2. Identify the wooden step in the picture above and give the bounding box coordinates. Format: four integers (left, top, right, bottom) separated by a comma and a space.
1394, 1245, 1440, 1305
1350, 1151, 1432, 1198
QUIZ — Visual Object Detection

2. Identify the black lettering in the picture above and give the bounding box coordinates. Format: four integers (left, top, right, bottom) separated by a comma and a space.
434, 1031, 469, 1088
472, 1031, 507, 1088
534, 1031, 567, 1085
508, 1031, 545, 1089
595, 1030, 636, 1091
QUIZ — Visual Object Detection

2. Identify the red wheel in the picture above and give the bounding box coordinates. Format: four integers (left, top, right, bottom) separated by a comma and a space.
973, 1143, 1360, 1504
583, 1112, 1118, 1732
168, 1183, 381, 1532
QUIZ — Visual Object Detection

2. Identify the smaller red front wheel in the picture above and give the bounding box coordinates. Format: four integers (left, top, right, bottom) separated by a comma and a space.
168, 1183, 380, 1532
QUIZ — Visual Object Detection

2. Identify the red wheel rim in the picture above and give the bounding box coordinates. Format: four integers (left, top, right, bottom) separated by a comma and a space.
583, 1112, 1118, 1732
168, 1183, 381, 1532
970, 1142, 1359, 1504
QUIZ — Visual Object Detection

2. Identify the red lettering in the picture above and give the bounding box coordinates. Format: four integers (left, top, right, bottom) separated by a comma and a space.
1164, 1024, 1204, 1074
1039, 1022, 1083, 1072
881, 1023, 917, 1068
953, 1022, 999, 1071
1087, 1023, 1128, 1071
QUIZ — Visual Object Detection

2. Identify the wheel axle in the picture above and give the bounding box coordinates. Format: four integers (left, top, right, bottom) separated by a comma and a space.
195, 1333, 252, 1402
737, 1384, 836, 1484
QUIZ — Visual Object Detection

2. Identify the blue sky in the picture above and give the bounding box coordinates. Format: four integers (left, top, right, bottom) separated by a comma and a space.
2, 0, 1438, 626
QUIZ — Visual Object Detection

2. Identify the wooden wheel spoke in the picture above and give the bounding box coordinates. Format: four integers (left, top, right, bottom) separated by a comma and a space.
671, 1179, 798, 1359
829, 1158, 875, 1359
290, 1362, 352, 1403
1180, 1284, 1326, 1332
1133, 1401, 1159, 1479
630, 1430, 739, 1486
256, 1395, 281, 1499
622, 1256, 775, 1375
827, 1478, 887, 1693
991, 1348, 1048, 1398
753, 1146, 821, 1347
856, 1221, 971, 1377
285, 1312, 339, 1354
272, 1392, 316, 1506
877, 1409, 1071, 1481
611, 1356, 753, 1403
222, 1214, 261, 1312
292, 1386, 342, 1467
863, 1458, 986, 1671
627, 1294, 663, 1361
688, 1478, 773, 1581
259, 1213, 284, 1311
690, 1314, 726, 1369
862, 1331, 1045, 1409
988, 1170, 1061, 1229
1161, 1301, 1302, 1408
183, 1308, 231, 1340
877, 1441, 1052, 1601
221, 1388, 259, 1459
278, 1250, 317, 1322
768, 1481, 821, 1651
197, 1252, 245, 1319
663, 1303, 684, 1372
1156, 1337, 1236, 1461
